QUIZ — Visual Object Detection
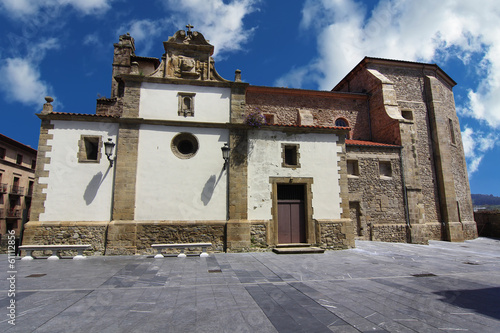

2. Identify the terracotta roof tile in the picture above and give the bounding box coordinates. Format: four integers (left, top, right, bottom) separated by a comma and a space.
346, 139, 400, 147
50, 112, 119, 118
270, 124, 350, 130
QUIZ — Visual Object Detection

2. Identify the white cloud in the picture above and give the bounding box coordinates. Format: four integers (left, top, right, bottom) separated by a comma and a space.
275, 0, 500, 175
161, 0, 259, 57
0, 58, 53, 107
461, 127, 498, 175
278, 0, 500, 128
83, 33, 101, 46
0, 0, 112, 18
117, 19, 169, 56
0, 38, 59, 108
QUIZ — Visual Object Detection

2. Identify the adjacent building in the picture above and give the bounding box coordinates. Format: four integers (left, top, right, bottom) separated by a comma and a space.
22, 27, 477, 255
0, 133, 37, 251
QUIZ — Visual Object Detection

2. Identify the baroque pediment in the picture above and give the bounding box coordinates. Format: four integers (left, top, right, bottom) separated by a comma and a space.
149, 26, 228, 82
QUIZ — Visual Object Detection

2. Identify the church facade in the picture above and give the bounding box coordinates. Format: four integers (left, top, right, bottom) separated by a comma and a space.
23, 28, 477, 255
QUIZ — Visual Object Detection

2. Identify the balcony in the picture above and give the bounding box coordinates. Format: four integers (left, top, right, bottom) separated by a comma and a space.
26, 187, 34, 197
7, 209, 21, 218
10, 186, 24, 196
0, 183, 7, 193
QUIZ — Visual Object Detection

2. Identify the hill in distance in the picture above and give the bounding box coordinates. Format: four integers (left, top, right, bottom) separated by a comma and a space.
471, 194, 500, 206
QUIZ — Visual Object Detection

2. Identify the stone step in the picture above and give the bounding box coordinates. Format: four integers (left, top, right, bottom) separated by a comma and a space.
272, 247, 325, 254
275, 243, 312, 248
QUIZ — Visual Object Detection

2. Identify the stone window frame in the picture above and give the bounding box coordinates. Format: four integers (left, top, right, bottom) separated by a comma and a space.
281, 143, 301, 169
347, 159, 360, 178
401, 109, 414, 122
269, 177, 315, 246
78, 135, 102, 163
178, 92, 196, 117
378, 159, 393, 179
171, 132, 199, 159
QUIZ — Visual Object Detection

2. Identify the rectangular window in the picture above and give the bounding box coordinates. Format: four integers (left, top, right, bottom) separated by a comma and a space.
31, 159, 36, 169
379, 160, 392, 178
78, 135, 102, 163
282, 144, 300, 168
449, 118, 456, 145
0, 147, 5, 159
16, 154, 23, 165
347, 160, 359, 177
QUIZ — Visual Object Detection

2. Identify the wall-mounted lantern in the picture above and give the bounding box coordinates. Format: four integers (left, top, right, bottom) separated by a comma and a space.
221, 143, 230, 169
104, 138, 116, 167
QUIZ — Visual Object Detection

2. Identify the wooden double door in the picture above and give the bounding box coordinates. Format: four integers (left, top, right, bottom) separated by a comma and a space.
277, 184, 306, 244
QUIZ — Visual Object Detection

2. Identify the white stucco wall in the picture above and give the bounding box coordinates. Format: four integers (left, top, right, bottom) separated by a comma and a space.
139, 82, 231, 123
135, 125, 228, 221
39, 120, 119, 221
247, 130, 342, 221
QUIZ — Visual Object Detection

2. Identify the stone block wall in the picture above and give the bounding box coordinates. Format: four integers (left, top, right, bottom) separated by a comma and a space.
245, 87, 370, 140
347, 145, 406, 241
135, 221, 226, 255
316, 219, 355, 250
371, 224, 407, 242
21, 221, 107, 256
250, 222, 269, 251
474, 211, 500, 237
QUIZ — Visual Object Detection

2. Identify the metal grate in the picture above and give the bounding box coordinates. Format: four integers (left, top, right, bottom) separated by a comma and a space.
26, 274, 46, 278
412, 273, 437, 277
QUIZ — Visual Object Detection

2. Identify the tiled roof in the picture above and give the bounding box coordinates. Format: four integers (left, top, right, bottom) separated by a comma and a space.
270, 124, 350, 130
49, 112, 119, 118
346, 139, 400, 147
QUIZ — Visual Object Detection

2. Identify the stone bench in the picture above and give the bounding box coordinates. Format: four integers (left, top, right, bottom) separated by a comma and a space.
19, 245, 91, 261
152, 243, 212, 258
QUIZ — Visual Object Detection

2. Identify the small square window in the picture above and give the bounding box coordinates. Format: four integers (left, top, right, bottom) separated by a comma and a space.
347, 160, 359, 177
402, 109, 413, 121
379, 160, 392, 178
78, 135, 102, 163
264, 114, 275, 125
282, 144, 300, 168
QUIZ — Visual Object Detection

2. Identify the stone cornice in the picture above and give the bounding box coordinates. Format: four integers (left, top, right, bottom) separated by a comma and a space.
334, 56, 457, 91
117, 74, 249, 90
36, 113, 350, 135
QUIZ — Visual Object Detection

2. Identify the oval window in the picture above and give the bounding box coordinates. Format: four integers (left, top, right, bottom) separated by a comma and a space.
171, 133, 199, 159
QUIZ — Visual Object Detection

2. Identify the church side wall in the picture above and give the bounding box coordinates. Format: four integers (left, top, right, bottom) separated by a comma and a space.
139, 82, 230, 123
38, 120, 119, 221
245, 90, 371, 140
374, 66, 442, 228
346, 145, 407, 242
247, 130, 342, 221
134, 125, 228, 221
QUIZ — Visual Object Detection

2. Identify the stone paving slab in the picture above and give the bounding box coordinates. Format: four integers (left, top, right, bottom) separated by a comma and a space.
1, 238, 500, 332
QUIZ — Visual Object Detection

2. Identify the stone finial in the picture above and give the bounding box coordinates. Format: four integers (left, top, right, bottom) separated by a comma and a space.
131, 61, 140, 75
235, 69, 242, 82
42, 96, 54, 114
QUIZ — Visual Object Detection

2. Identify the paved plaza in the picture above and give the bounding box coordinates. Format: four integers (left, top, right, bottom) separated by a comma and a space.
1, 238, 500, 332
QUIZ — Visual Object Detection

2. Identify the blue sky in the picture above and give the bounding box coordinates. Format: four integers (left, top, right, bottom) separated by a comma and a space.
0, 0, 499, 196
